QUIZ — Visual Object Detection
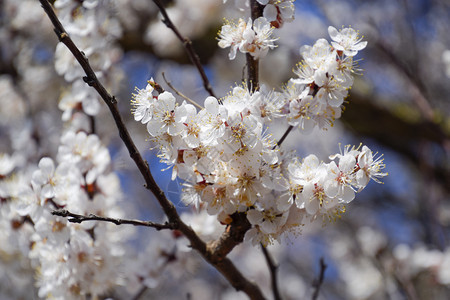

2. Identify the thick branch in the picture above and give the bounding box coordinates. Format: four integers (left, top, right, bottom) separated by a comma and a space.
152, 0, 216, 98
261, 244, 282, 300
245, 1, 264, 92
207, 212, 251, 259
38, 1, 266, 298
52, 209, 174, 230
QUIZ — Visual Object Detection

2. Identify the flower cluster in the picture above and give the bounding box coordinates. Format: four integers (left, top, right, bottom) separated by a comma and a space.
283, 26, 367, 133
257, 0, 295, 28
54, 0, 122, 123
132, 24, 386, 245
225, 0, 295, 28
29, 132, 129, 299
218, 17, 278, 60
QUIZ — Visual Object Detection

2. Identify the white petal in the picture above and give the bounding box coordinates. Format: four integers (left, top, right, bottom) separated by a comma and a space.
263, 4, 277, 22
158, 91, 176, 110
328, 26, 339, 41
324, 180, 339, 198
277, 193, 293, 211
247, 209, 264, 225
38, 157, 55, 178
305, 198, 319, 215
147, 120, 166, 136
41, 184, 54, 199
261, 219, 278, 234
205, 96, 219, 115
341, 186, 355, 203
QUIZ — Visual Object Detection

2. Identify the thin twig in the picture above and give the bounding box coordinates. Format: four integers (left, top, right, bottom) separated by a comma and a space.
276, 125, 294, 148
261, 244, 282, 300
52, 209, 174, 230
38, 1, 265, 299
162, 72, 204, 110
152, 0, 216, 98
89, 115, 96, 134
311, 258, 327, 300
131, 285, 148, 300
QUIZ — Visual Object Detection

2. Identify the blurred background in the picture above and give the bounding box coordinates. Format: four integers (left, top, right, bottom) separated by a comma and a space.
1, 0, 449, 299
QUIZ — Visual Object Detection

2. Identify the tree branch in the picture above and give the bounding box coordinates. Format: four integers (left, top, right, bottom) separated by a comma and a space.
152, 0, 216, 98
38, 1, 266, 299
246, 1, 264, 92
311, 258, 327, 300
275, 125, 294, 148
207, 212, 251, 258
261, 244, 282, 300
52, 209, 174, 230
162, 72, 204, 110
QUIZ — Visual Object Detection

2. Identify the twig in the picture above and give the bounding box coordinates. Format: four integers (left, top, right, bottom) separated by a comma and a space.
275, 125, 294, 148
131, 285, 148, 300
152, 0, 216, 98
162, 72, 204, 110
38, 1, 266, 299
311, 258, 327, 300
375, 40, 434, 121
89, 115, 96, 134
52, 209, 174, 230
261, 244, 282, 300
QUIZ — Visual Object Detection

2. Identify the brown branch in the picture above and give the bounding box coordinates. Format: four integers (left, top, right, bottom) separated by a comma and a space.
52, 209, 174, 230
245, 1, 264, 93
38, 1, 266, 299
207, 212, 251, 258
152, 0, 216, 98
261, 244, 282, 300
311, 258, 327, 300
